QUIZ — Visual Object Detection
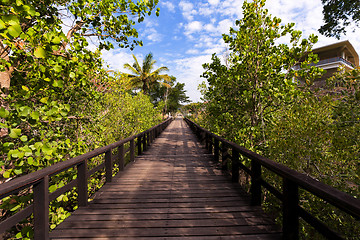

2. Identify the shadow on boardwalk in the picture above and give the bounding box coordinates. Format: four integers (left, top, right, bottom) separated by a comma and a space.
50, 118, 281, 240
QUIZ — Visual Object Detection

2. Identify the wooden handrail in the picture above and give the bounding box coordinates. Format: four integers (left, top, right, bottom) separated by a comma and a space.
184, 118, 360, 240
0, 117, 173, 238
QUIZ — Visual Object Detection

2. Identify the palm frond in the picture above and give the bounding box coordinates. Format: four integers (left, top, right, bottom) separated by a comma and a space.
143, 52, 155, 74
132, 54, 142, 74
124, 63, 140, 76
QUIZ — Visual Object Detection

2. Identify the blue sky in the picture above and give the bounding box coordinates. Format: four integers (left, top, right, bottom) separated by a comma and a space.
100, 0, 360, 102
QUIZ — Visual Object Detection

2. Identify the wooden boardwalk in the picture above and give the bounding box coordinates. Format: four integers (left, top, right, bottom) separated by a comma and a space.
50, 118, 281, 239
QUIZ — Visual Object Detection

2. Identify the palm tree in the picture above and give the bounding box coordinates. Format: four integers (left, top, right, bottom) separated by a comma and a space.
123, 53, 171, 94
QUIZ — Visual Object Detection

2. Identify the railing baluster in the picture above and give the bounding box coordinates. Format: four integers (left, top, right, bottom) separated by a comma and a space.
33, 175, 49, 240
221, 143, 229, 171
130, 139, 135, 162
77, 160, 88, 207
251, 160, 262, 206
283, 178, 299, 240
147, 132, 150, 147
118, 144, 124, 171
143, 133, 147, 151
205, 133, 209, 149
214, 138, 219, 162
209, 136, 213, 153
138, 136, 142, 155
105, 150, 112, 183
232, 148, 239, 182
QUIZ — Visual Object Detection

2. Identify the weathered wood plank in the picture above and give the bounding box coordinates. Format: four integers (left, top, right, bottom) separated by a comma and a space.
51, 225, 281, 238
50, 118, 280, 239
51, 234, 282, 240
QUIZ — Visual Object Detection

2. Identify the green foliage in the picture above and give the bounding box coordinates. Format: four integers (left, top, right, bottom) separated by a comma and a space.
149, 76, 190, 115
196, 0, 359, 238
319, 0, 360, 39
201, 0, 322, 151
0, 0, 162, 238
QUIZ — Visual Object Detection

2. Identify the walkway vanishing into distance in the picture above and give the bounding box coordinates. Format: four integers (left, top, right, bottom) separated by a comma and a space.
50, 118, 281, 239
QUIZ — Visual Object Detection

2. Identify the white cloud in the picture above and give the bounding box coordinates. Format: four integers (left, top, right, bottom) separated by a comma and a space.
186, 49, 200, 55
161, 1, 176, 13
172, 54, 214, 102
204, 23, 216, 32
218, 19, 234, 34
208, 0, 220, 5
144, 28, 163, 42
179, 1, 194, 12
101, 50, 135, 72
179, 1, 197, 21
198, 7, 215, 16
186, 21, 203, 33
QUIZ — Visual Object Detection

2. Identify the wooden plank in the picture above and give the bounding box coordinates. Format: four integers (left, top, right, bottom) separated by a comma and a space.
51, 233, 282, 240
51, 225, 281, 238
59, 212, 274, 221
50, 118, 280, 239
56, 218, 277, 229
72, 206, 263, 214
92, 196, 249, 204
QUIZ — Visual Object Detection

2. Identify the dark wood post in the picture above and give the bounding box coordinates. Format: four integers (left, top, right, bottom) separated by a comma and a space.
33, 175, 49, 240
251, 160, 262, 206
147, 132, 150, 146
142, 133, 147, 151
105, 150, 112, 183
214, 138, 219, 162
231, 148, 239, 182
205, 133, 209, 149
130, 139, 135, 162
118, 144, 124, 171
138, 136, 142, 155
77, 160, 88, 207
283, 178, 299, 240
221, 143, 229, 171
209, 136, 213, 153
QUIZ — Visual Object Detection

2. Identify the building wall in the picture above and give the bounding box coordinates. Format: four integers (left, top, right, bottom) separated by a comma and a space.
313, 68, 338, 88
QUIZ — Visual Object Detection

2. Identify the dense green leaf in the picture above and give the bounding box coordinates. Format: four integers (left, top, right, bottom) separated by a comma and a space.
7, 24, 22, 38
9, 128, 21, 138
34, 47, 46, 58
0, 107, 9, 118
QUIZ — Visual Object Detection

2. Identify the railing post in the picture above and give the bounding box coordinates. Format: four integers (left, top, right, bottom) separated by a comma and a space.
143, 133, 147, 151
205, 133, 209, 149
222, 143, 229, 171
77, 160, 88, 207
147, 132, 150, 146
118, 144, 124, 171
138, 136, 142, 155
251, 160, 262, 206
105, 150, 112, 183
208, 136, 213, 153
214, 138, 219, 162
130, 139, 135, 162
283, 178, 299, 240
231, 148, 239, 182
33, 175, 49, 240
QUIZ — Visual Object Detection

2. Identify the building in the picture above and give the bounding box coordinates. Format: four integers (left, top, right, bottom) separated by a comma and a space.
295, 40, 359, 88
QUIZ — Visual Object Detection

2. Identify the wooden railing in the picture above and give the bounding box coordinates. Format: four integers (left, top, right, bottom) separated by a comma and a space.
184, 118, 360, 240
0, 118, 173, 239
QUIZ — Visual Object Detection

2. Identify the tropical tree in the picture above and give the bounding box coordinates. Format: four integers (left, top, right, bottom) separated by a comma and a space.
201, 0, 322, 150
149, 76, 190, 114
123, 52, 171, 94
0, 0, 161, 238
319, 0, 360, 38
